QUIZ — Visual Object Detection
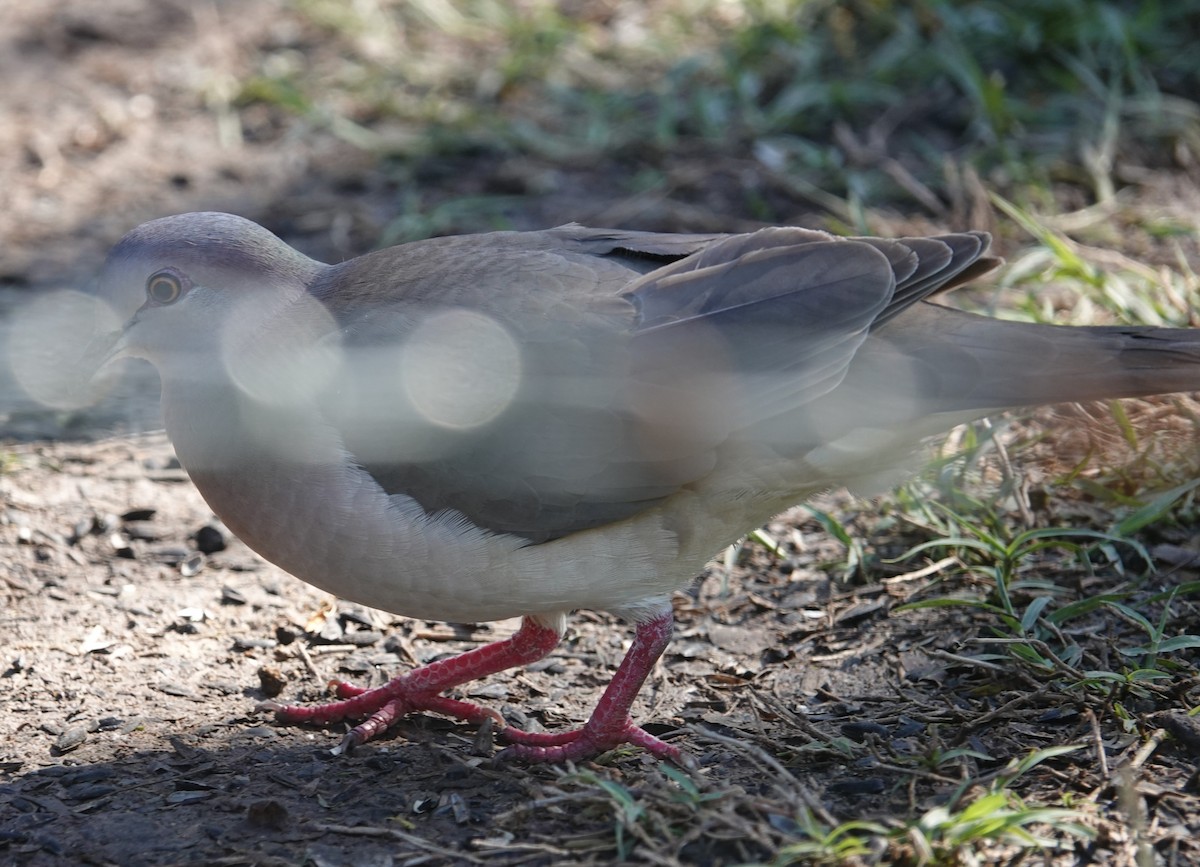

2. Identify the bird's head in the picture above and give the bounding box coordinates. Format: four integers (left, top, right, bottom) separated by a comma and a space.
87, 212, 326, 375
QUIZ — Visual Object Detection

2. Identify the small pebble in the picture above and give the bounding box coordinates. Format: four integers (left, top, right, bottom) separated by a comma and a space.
257, 665, 287, 697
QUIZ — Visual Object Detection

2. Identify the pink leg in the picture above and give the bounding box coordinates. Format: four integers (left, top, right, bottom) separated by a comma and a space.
500, 608, 681, 763
261, 615, 561, 754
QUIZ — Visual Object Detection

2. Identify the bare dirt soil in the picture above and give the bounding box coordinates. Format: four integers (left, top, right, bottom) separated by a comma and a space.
4, 2, 1200, 866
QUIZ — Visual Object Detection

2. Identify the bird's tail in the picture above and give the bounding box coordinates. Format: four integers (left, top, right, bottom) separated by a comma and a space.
867, 305, 1200, 415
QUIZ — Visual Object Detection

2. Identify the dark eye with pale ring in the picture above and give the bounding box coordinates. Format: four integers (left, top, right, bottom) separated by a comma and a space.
146, 270, 184, 305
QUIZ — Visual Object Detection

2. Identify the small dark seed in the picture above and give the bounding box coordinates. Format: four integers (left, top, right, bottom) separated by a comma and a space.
194, 524, 227, 554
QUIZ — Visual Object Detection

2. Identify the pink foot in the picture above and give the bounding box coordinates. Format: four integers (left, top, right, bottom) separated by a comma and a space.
501, 719, 681, 763
261, 616, 561, 754
260, 608, 683, 764
498, 609, 682, 763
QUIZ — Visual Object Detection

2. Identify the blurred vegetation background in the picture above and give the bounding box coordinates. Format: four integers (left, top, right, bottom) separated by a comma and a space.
228, 0, 1200, 250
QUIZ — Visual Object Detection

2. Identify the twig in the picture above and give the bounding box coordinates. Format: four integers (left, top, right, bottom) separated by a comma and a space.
1086, 707, 1109, 779
1127, 728, 1168, 771
882, 556, 959, 585
294, 641, 320, 680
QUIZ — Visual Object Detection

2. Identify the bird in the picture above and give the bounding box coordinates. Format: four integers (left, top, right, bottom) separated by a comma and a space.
84, 211, 1200, 764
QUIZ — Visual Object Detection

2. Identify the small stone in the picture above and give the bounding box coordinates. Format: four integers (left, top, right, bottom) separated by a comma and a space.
257, 665, 287, 697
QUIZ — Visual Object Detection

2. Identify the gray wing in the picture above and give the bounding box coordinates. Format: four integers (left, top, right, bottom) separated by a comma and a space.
316, 226, 994, 543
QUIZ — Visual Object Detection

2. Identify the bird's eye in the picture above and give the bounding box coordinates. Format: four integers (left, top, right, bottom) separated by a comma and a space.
145, 270, 184, 305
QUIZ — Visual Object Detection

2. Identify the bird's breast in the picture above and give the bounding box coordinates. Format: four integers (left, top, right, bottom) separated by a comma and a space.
157, 382, 696, 623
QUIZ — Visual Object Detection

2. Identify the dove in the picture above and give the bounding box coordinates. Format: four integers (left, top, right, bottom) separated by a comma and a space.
86, 212, 1200, 762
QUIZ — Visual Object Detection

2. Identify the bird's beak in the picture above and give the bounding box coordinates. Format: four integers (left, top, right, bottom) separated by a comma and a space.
80, 324, 128, 382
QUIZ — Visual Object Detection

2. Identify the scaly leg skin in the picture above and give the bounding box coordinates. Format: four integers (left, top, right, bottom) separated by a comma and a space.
499, 607, 682, 764
260, 615, 562, 755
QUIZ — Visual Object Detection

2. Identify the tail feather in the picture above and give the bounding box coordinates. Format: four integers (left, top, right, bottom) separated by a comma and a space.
838, 305, 1200, 421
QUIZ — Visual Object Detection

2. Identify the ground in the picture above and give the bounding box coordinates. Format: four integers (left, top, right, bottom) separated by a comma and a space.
3, 2, 1200, 866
